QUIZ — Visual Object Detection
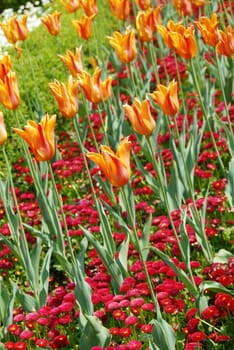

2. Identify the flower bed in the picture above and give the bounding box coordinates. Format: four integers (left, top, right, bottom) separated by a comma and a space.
0, 0, 233, 349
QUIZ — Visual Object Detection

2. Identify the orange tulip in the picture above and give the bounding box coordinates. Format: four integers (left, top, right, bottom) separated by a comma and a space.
86, 137, 131, 187
149, 80, 179, 116
72, 14, 96, 40
41, 11, 62, 36
49, 76, 79, 119
216, 25, 234, 57
123, 98, 156, 136
107, 0, 130, 21
58, 47, 83, 77
134, 0, 151, 10
0, 54, 12, 80
80, 0, 98, 16
78, 67, 112, 104
0, 71, 20, 110
158, 20, 197, 59
0, 14, 28, 46
136, 7, 161, 42
13, 114, 56, 162
172, 0, 192, 17
106, 27, 137, 64
0, 112, 7, 145
60, 0, 80, 13
195, 13, 220, 47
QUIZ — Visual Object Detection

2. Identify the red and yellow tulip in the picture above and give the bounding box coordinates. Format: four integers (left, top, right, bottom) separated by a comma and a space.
107, 0, 130, 21
0, 112, 7, 145
80, 0, 98, 16
60, 0, 80, 13
195, 14, 220, 47
0, 71, 20, 110
58, 47, 83, 77
86, 137, 131, 187
78, 67, 112, 104
13, 114, 56, 162
49, 76, 79, 119
72, 14, 96, 40
41, 11, 62, 36
149, 80, 179, 116
123, 98, 156, 136
107, 27, 137, 64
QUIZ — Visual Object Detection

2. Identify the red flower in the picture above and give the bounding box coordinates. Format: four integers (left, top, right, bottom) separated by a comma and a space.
189, 331, 206, 342
49, 335, 69, 348
201, 305, 219, 320
119, 327, 132, 337
127, 340, 142, 349
14, 342, 27, 350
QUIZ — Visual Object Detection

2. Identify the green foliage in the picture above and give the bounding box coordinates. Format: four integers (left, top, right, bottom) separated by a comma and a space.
0, 0, 43, 13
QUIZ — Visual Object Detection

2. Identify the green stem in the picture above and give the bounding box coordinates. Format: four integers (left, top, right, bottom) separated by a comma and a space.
213, 48, 233, 136
120, 186, 162, 317
190, 58, 226, 175
145, 136, 197, 289
2, 146, 39, 303
148, 41, 160, 85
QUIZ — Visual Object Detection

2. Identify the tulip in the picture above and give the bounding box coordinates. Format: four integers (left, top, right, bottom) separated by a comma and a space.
106, 27, 137, 64
58, 47, 83, 77
0, 14, 28, 46
49, 76, 79, 118
136, 7, 161, 42
80, 0, 98, 16
0, 54, 12, 80
13, 114, 56, 162
86, 137, 131, 187
0, 112, 7, 145
107, 0, 130, 21
195, 14, 220, 47
149, 80, 179, 116
134, 0, 151, 10
216, 25, 234, 57
0, 71, 20, 110
41, 11, 62, 36
158, 21, 197, 59
60, 0, 80, 13
78, 67, 112, 104
123, 98, 156, 136
72, 14, 96, 40
172, 0, 192, 17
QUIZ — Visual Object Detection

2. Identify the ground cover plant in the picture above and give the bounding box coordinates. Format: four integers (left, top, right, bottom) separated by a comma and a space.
0, 0, 233, 349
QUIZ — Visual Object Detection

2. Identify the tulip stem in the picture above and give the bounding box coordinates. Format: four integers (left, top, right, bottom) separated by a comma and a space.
190, 58, 226, 175
120, 186, 162, 317
148, 41, 160, 86
213, 48, 233, 137
145, 135, 198, 289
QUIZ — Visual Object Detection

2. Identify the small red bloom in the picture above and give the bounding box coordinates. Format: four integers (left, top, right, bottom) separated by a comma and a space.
201, 305, 219, 320
119, 327, 132, 338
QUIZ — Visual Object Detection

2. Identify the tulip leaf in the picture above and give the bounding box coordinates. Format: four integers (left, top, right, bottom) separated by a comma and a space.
151, 317, 176, 350
199, 281, 234, 297
79, 315, 111, 350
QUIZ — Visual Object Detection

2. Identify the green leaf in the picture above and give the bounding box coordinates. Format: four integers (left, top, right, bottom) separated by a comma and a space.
199, 281, 234, 297
225, 157, 234, 208
213, 249, 233, 264
39, 247, 53, 307
151, 318, 176, 350
139, 214, 152, 261
79, 315, 111, 350
16, 289, 38, 312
